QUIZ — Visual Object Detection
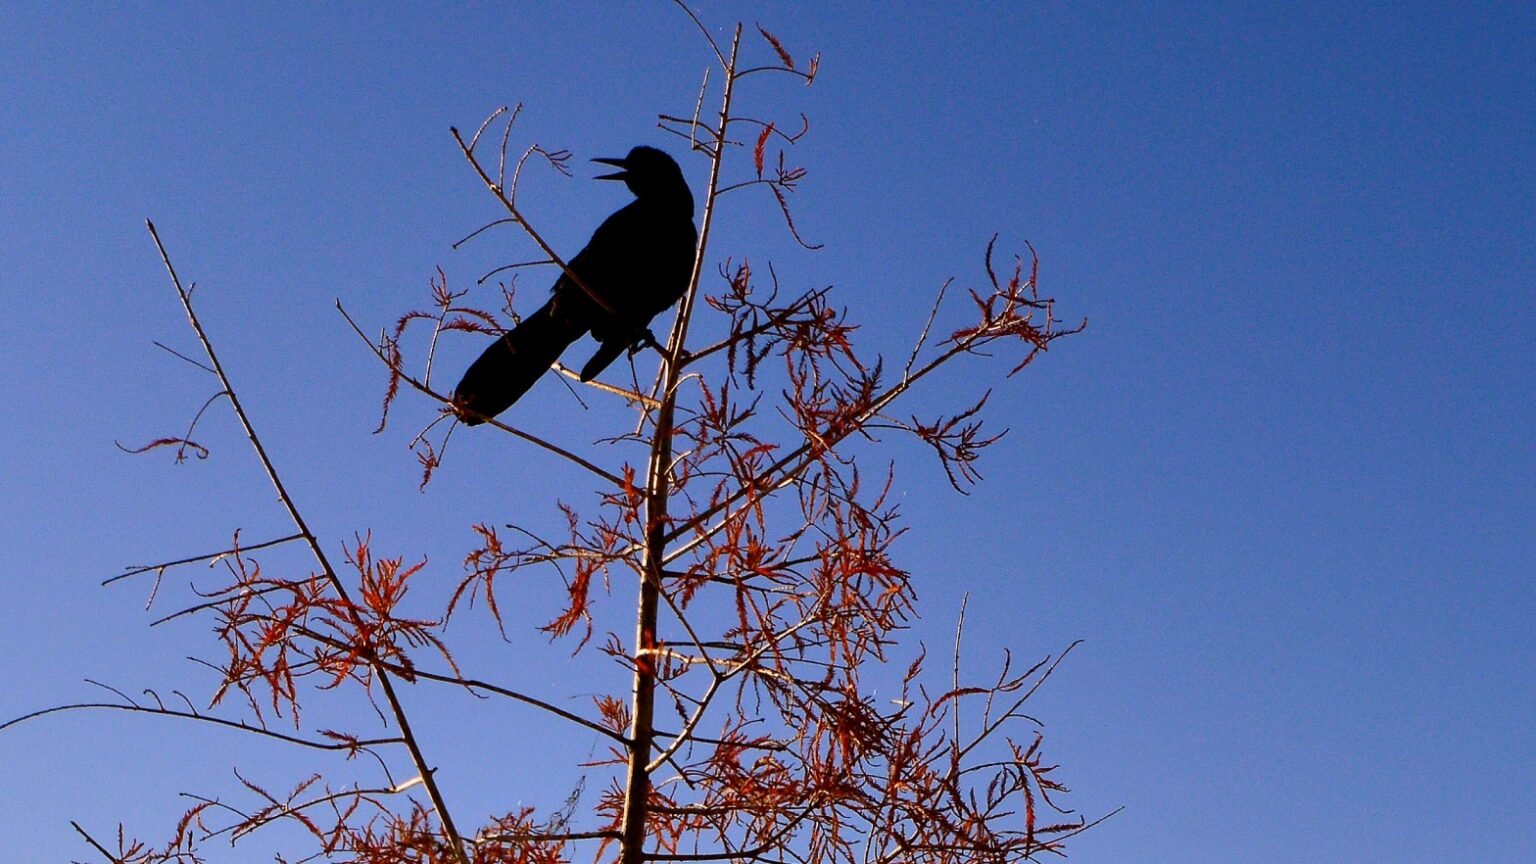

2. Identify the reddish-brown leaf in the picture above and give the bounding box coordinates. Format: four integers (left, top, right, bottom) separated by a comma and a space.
754, 122, 775, 178
757, 24, 795, 69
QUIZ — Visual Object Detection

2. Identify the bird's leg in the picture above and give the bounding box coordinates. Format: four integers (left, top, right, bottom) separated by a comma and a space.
635, 329, 663, 354
635, 329, 692, 362
633, 330, 660, 355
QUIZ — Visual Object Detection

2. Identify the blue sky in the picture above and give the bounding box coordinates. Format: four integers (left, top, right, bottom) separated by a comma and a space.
2, 3, 1532, 862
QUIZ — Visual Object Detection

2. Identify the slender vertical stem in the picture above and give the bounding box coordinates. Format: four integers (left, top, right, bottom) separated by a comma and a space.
618, 25, 742, 864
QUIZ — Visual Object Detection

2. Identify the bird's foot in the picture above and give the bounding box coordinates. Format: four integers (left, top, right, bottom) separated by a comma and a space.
636, 329, 691, 362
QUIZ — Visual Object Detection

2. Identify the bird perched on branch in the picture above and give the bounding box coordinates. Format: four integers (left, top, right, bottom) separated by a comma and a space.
452, 145, 697, 424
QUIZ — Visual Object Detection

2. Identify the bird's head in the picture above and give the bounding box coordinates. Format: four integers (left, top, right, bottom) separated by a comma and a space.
593, 146, 693, 211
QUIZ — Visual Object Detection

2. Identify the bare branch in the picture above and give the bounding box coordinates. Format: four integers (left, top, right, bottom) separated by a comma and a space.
104, 533, 305, 586
1, 702, 402, 753
69, 821, 120, 864
144, 222, 472, 864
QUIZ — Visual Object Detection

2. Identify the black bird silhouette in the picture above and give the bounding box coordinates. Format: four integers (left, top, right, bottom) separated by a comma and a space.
452, 145, 697, 424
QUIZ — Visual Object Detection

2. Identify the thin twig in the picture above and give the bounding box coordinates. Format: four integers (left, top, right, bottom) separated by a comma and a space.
0, 702, 402, 752
477, 258, 554, 284
905, 277, 952, 379
671, 0, 727, 71
956, 641, 1081, 764
475, 829, 621, 844
105, 532, 305, 586
953, 593, 968, 748
681, 286, 829, 368
153, 339, 215, 373
69, 821, 120, 864
553, 363, 663, 409
467, 104, 509, 153
452, 218, 519, 249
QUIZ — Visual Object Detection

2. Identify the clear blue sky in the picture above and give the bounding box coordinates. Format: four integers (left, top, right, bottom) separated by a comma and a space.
2, 3, 1532, 862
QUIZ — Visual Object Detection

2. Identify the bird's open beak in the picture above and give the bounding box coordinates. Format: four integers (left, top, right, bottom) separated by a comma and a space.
592, 156, 628, 181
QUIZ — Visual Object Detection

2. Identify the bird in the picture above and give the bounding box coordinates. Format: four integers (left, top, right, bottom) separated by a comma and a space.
451, 145, 697, 425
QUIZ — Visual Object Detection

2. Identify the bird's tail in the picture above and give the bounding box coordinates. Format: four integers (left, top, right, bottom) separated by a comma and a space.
451, 301, 585, 424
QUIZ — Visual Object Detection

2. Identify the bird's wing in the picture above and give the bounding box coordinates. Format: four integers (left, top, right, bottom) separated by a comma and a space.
567, 202, 647, 295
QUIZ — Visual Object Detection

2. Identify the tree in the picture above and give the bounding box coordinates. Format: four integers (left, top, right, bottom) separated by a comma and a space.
6, 11, 1096, 864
